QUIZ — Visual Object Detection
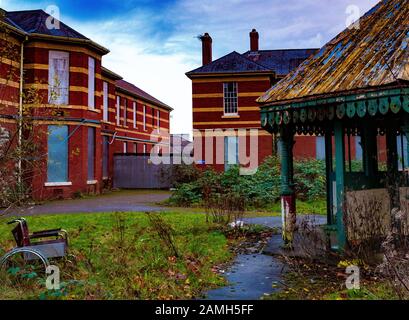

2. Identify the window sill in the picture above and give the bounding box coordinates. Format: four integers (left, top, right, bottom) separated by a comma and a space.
88, 108, 101, 113
222, 115, 240, 119
44, 182, 72, 187
87, 180, 98, 185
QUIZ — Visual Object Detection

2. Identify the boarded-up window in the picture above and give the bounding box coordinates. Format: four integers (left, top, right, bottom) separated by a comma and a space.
88, 127, 95, 181
123, 99, 127, 126
88, 57, 95, 109
143, 105, 146, 130
49, 51, 69, 105
47, 125, 68, 182
103, 81, 109, 121
116, 96, 120, 126
133, 101, 137, 128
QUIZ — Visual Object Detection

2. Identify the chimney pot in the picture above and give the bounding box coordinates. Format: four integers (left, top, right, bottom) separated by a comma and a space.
250, 29, 259, 52
201, 33, 212, 66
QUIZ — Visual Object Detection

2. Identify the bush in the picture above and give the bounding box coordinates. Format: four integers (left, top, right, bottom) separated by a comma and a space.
168, 156, 326, 209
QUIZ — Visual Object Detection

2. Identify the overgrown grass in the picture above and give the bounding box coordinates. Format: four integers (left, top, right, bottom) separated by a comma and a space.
0, 212, 232, 300
164, 199, 327, 217
265, 262, 398, 300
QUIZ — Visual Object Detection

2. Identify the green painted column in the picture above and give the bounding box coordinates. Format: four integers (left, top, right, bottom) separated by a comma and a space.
278, 127, 296, 246
334, 121, 346, 250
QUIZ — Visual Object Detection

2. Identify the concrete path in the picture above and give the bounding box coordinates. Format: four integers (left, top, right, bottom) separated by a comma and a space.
2, 190, 171, 216
206, 215, 327, 300
206, 254, 286, 300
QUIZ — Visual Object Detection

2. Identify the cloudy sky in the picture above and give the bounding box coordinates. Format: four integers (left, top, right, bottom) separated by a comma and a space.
1, 0, 379, 135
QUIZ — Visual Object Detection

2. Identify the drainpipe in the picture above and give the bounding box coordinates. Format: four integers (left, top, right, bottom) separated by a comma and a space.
18, 37, 27, 187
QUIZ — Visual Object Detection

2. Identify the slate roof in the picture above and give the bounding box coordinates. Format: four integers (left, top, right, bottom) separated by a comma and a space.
186, 49, 317, 78
4, 9, 88, 39
186, 51, 272, 76
1, 9, 109, 54
258, 0, 409, 105
243, 49, 318, 76
116, 80, 173, 111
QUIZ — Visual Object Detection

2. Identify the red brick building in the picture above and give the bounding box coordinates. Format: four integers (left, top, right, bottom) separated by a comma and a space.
186, 30, 369, 171
0, 9, 172, 201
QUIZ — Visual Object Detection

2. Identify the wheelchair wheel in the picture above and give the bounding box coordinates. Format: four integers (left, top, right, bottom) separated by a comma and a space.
0, 248, 50, 282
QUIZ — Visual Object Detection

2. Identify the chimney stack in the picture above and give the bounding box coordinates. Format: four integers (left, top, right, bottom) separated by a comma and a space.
250, 29, 259, 52
201, 33, 212, 66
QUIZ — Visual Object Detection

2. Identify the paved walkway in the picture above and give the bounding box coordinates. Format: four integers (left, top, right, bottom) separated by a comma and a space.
206, 215, 326, 300
2, 190, 171, 216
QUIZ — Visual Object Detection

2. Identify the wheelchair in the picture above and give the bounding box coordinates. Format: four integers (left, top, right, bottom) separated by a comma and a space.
0, 218, 68, 272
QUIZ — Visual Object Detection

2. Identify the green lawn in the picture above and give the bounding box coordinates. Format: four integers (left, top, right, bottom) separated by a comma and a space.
164, 199, 327, 217
0, 212, 232, 300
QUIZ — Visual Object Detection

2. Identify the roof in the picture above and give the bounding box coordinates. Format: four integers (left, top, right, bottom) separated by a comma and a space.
116, 80, 173, 111
186, 51, 272, 76
258, 0, 409, 105
101, 67, 123, 81
5, 10, 88, 39
243, 49, 318, 76
186, 49, 317, 78
1, 9, 109, 54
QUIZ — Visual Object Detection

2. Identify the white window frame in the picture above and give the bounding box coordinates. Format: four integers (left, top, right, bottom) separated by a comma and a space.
48, 51, 69, 105
133, 101, 137, 129
88, 57, 95, 109
143, 105, 147, 131
103, 81, 108, 121
123, 142, 127, 153
116, 96, 120, 126
223, 82, 238, 116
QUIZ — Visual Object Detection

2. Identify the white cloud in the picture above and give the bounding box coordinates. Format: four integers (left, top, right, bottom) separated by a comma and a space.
1, 0, 380, 135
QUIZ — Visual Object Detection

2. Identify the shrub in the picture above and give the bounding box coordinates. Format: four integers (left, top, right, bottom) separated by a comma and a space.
168, 156, 326, 209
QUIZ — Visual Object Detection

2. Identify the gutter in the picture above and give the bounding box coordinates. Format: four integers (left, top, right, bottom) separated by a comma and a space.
29, 33, 110, 55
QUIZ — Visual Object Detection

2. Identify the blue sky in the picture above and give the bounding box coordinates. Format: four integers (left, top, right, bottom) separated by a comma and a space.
1, 0, 380, 135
